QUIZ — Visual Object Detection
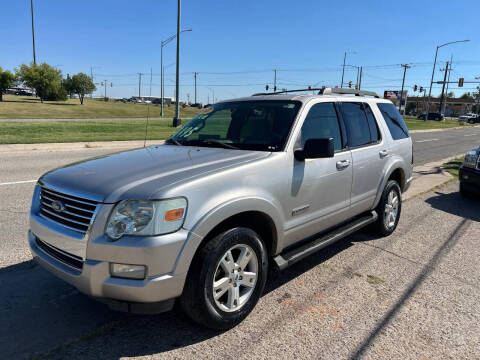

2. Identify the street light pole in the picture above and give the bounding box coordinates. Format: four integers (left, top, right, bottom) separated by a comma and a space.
30, 0, 36, 65
173, 0, 182, 127
161, 28, 192, 118
426, 40, 470, 121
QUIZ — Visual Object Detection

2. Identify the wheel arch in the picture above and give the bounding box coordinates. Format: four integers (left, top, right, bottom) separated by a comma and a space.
173, 197, 283, 276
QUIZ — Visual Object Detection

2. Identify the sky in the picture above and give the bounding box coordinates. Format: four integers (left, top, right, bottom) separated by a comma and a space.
1, 0, 479, 102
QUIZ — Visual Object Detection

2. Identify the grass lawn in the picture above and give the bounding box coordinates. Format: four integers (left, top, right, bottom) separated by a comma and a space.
443, 157, 463, 180
0, 95, 200, 119
404, 116, 471, 131
0, 96, 475, 144
0, 119, 179, 144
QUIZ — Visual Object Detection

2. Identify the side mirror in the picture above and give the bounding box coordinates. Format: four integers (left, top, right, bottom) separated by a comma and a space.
294, 138, 334, 161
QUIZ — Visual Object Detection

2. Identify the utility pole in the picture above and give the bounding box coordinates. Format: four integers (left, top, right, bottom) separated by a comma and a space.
90, 67, 94, 99
173, 0, 182, 127
194, 72, 198, 104
30, 0, 36, 64
438, 61, 449, 114
341, 52, 347, 88
444, 55, 453, 115
273, 69, 277, 92
358, 67, 363, 90
103, 80, 107, 99
399, 64, 411, 114
137, 73, 143, 99
355, 67, 360, 89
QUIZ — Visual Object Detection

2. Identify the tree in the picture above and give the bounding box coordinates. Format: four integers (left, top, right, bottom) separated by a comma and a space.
16, 62, 67, 102
70, 73, 96, 104
63, 74, 75, 99
460, 92, 473, 100
446, 91, 455, 98
0, 67, 15, 101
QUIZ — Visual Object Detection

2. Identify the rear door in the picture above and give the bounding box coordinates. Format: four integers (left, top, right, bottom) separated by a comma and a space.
339, 101, 386, 214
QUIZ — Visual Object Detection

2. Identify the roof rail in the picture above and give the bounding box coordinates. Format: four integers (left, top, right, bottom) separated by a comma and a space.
322, 87, 380, 98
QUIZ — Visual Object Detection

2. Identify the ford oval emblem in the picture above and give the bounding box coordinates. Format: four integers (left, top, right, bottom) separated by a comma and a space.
51, 200, 65, 212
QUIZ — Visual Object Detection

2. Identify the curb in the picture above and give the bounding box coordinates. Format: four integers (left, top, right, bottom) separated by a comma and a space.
403, 154, 463, 201
0, 140, 165, 153
409, 124, 479, 133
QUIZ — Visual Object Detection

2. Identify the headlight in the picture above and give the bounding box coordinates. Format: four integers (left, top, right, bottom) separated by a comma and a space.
105, 198, 187, 240
463, 150, 479, 169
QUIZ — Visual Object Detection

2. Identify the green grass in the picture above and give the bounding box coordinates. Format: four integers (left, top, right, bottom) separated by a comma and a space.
404, 116, 470, 131
0, 95, 474, 144
443, 157, 463, 180
0, 95, 200, 119
0, 119, 179, 144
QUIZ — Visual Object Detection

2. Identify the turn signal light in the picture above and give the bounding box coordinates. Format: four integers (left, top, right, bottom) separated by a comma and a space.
164, 208, 185, 222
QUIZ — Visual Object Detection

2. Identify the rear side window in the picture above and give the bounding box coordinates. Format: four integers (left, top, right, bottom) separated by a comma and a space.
377, 103, 410, 140
363, 104, 381, 143
301, 102, 342, 151
340, 102, 371, 147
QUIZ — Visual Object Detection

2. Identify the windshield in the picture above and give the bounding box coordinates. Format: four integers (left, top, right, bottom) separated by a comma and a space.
170, 100, 302, 151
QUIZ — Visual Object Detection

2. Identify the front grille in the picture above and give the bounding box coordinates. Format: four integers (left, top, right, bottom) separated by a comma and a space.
39, 186, 98, 235
36, 237, 83, 270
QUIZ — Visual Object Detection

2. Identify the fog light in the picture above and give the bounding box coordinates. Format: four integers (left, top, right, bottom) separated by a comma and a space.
110, 263, 146, 279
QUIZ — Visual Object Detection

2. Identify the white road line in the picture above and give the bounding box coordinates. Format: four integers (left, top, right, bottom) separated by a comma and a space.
0, 180, 37, 186
464, 134, 478, 137
416, 139, 439, 143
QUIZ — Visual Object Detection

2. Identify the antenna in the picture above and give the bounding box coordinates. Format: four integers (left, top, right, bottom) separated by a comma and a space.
144, 68, 153, 147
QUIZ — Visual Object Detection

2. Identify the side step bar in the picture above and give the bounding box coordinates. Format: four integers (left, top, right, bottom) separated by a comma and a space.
273, 211, 378, 270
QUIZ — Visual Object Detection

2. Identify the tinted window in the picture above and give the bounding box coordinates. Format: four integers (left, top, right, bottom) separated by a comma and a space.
172, 100, 302, 151
364, 104, 381, 142
377, 103, 410, 140
301, 103, 342, 151
340, 102, 371, 147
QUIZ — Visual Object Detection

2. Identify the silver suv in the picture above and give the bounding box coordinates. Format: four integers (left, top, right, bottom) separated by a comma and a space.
29, 88, 413, 329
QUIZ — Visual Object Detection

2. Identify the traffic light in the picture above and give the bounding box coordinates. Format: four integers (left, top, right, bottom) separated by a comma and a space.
308, 85, 311, 90
414, 85, 417, 92
348, 81, 352, 88
419, 86, 423, 92
265, 85, 269, 91
458, 78, 464, 87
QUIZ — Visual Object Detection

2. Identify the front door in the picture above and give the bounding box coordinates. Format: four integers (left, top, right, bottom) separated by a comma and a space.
283, 102, 353, 247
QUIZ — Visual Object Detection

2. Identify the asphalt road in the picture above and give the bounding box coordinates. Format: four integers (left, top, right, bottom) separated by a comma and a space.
0, 128, 479, 359
412, 126, 479, 165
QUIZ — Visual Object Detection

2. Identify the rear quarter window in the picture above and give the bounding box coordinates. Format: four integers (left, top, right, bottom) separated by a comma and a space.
377, 103, 410, 140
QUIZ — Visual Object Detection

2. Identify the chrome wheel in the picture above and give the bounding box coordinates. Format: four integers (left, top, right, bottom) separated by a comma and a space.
212, 244, 258, 313
384, 189, 399, 229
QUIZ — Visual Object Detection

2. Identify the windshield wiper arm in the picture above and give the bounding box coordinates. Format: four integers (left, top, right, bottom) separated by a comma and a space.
196, 139, 239, 150
165, 138, 183, 146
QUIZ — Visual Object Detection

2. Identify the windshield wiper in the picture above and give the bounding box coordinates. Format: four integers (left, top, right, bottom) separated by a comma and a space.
194, 139, 239, 150
165, 138, 183, 146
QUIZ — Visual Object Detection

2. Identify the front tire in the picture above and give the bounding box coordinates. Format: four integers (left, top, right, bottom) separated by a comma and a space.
372, 180, 402, 236
180, 227, 268, 330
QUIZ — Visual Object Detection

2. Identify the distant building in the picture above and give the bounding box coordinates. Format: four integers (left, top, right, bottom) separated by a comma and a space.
405, 96, 477, 116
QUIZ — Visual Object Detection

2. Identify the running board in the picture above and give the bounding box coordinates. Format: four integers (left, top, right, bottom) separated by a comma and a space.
273, 211, 378, 270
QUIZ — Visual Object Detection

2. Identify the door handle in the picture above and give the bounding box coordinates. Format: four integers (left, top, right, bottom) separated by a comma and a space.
336, 159, 350, 170
379, 150, 389, 158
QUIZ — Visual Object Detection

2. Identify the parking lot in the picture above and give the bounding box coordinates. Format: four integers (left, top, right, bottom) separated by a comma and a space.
0, 137, 479, 359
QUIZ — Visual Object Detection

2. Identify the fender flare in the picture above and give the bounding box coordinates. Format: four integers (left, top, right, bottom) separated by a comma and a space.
172, 196, 284, 276
372, 159, 406, 209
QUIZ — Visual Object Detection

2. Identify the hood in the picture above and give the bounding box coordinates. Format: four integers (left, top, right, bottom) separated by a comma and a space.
40, 145, 270, 202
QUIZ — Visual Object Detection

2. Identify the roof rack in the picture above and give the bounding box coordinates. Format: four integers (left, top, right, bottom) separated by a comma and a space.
322, 87, 380, 98
252, 88, 325, 96
252, 87, 380, 98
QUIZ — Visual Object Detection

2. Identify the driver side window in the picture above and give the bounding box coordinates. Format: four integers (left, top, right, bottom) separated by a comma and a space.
301, 102, 342, 151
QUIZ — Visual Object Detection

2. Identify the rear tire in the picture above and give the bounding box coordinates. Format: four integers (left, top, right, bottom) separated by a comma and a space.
371, 180, 402, 236
180, 227, 268, 330
460, 182, 471, 197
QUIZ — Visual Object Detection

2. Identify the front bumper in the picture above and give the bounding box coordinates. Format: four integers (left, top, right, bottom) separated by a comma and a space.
29, 225, 199, 307
459, 166, 480, 194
